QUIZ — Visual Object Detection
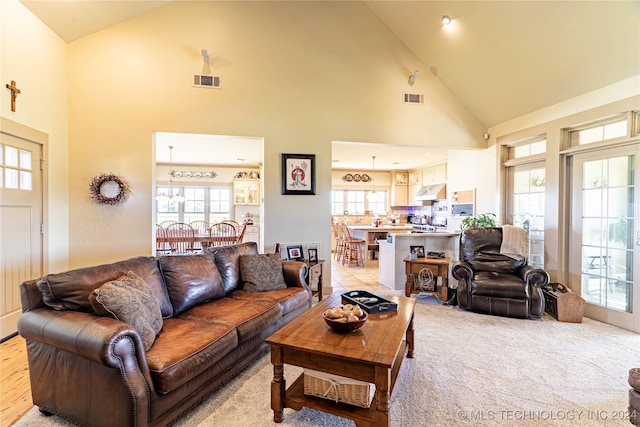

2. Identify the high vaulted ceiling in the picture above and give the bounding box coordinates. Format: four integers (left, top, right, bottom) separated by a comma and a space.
20, 0, 640, 168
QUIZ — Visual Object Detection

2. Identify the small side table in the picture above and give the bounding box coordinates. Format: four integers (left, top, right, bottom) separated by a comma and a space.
305, 260, 325, 301
403, 256, 451, 305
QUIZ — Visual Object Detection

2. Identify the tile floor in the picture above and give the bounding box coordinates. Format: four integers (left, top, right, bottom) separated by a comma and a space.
329, 257, 400, 296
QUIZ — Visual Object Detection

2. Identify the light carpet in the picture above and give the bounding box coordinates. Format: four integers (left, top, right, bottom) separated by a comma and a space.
15, 299, 640, 426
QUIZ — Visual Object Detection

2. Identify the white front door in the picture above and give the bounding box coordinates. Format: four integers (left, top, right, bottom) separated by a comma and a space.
0, 129, 43, 340
570, 144, 640, 332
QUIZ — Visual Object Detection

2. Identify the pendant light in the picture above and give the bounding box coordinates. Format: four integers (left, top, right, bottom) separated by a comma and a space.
156, 145, 185, 203
367, 155, 379, 202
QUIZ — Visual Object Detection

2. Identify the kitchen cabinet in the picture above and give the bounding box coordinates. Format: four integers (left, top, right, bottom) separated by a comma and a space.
233, 179, 260, 205
408, 170, 422, 185
423, 163, 447, 183
391, 171, 408, 206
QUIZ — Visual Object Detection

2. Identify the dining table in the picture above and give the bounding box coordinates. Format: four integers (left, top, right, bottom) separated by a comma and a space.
157, 233, 238, 252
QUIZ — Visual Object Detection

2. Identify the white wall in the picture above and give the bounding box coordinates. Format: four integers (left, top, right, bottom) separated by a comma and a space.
1, 0, 69, 273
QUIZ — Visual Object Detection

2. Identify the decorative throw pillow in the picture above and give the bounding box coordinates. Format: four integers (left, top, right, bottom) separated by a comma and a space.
239, 253, 287, 293
88, 271, 163, 351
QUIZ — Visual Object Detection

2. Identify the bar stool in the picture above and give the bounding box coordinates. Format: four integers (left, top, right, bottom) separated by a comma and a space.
340, 224, 365, 267
332, 223, 345, 262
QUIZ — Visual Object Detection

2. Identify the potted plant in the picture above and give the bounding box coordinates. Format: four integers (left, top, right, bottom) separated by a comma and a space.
460, 213, 499, 229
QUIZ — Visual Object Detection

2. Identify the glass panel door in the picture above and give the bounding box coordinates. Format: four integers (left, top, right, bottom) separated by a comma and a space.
570, 144, 639, 332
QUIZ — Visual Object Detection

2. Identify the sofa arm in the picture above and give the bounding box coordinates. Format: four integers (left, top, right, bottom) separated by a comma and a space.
452, 261, 474, 308
18, 308, 154, 389
282, 260, 310, 291
452, 261, 473, 281
520, 265, 550, 288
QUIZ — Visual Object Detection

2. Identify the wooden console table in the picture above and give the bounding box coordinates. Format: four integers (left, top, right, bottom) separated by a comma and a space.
305, 260, 325, 300
403, 256, 451, 305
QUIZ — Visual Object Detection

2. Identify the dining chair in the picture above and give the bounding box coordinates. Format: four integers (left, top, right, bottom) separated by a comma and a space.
189, 220, 209, 234
156, 224, 170, 254
220, 220, 241, 230
189, 220, 210, 251
159, 220, 177, 228
164, 222, 196, 254
235, 223, 248, 244
332, 223, 345, 262
209, 222, 237, 247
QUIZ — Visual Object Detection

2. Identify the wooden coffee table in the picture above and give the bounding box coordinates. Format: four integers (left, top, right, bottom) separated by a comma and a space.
266, 292, 416, 427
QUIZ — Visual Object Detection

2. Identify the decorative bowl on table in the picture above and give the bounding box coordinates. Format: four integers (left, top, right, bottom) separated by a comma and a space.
322, 305, 368, 332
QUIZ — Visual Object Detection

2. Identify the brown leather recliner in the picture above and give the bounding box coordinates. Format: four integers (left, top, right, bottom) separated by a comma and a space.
452, 227, 549, 319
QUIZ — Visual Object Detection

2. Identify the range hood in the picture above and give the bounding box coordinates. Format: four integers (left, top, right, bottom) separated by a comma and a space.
414, 183, 446, 201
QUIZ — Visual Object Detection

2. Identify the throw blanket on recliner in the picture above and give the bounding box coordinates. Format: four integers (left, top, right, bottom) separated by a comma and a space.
500, 224, 528, 259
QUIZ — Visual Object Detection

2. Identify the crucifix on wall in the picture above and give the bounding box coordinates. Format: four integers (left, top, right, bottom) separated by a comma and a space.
5, 80, 21, 112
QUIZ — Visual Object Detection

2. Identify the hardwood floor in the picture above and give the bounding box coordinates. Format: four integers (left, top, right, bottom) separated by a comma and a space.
0, 258, 387, 427
0, 334, 31, 427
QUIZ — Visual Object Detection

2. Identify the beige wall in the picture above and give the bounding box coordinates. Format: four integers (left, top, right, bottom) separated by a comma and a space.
64, 1, 486, 269
1, 0, 69, 273
6, 0, 635, 283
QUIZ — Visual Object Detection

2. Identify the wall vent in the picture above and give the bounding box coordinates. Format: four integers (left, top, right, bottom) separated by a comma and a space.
403, 93, 424, 104
193, 74, 221, 89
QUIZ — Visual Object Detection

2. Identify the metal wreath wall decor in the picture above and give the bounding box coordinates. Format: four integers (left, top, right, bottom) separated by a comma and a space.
89, 172, 131, 205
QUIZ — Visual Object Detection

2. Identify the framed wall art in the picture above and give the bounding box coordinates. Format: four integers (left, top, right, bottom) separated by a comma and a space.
282, 153, 316, 195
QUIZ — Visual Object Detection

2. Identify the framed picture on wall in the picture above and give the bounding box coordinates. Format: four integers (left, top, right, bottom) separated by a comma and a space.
282, 153, 316, 195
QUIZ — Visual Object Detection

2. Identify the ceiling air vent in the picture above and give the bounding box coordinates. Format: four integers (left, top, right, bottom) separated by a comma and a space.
193, 74, 221, 89
403, 93, 424, 104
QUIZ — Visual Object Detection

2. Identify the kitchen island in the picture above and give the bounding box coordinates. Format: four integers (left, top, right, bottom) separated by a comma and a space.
378, 230, 459, 292
346, 225, 413, 266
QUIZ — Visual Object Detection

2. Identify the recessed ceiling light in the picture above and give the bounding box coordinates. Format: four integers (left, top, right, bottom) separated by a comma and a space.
424, 153, 432, 157
442, 15, 452, 25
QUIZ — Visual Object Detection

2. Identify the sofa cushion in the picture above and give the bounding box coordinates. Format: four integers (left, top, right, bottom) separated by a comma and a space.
88, 271, 163, 351
239, 253, 287, 292
158, 254, 225, 316
469, 251, 526, 273
146, 318, 237, 394
208, 242, 258, 293
230, 287, 310, 316
178, 297, 281, 344
471, 271, 529, 298
36, 256, 173, 318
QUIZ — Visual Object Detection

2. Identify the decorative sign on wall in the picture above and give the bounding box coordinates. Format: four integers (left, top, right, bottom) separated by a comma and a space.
341, 173, 370, 182
170, 170, 217, 179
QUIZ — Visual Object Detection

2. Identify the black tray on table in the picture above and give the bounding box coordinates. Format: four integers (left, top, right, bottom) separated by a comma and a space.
341, 290, 398, 314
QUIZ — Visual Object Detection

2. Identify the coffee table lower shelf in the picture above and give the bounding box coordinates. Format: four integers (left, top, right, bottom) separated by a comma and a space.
278, 340, 408, 427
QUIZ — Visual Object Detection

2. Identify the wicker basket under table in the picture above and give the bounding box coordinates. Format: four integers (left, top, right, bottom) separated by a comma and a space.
303, 369, 375, 408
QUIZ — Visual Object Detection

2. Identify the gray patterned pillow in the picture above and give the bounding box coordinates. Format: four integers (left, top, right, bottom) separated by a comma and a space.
239, 253, 287, 293
89, 271, 163, 351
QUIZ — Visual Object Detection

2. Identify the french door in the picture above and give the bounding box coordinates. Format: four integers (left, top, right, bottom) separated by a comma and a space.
570, 144, 639, 332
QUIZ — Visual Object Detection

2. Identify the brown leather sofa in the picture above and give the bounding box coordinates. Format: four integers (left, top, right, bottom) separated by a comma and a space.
17, 242, 311, 427
630, 368, 640, 425
452, 227, 549, 319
